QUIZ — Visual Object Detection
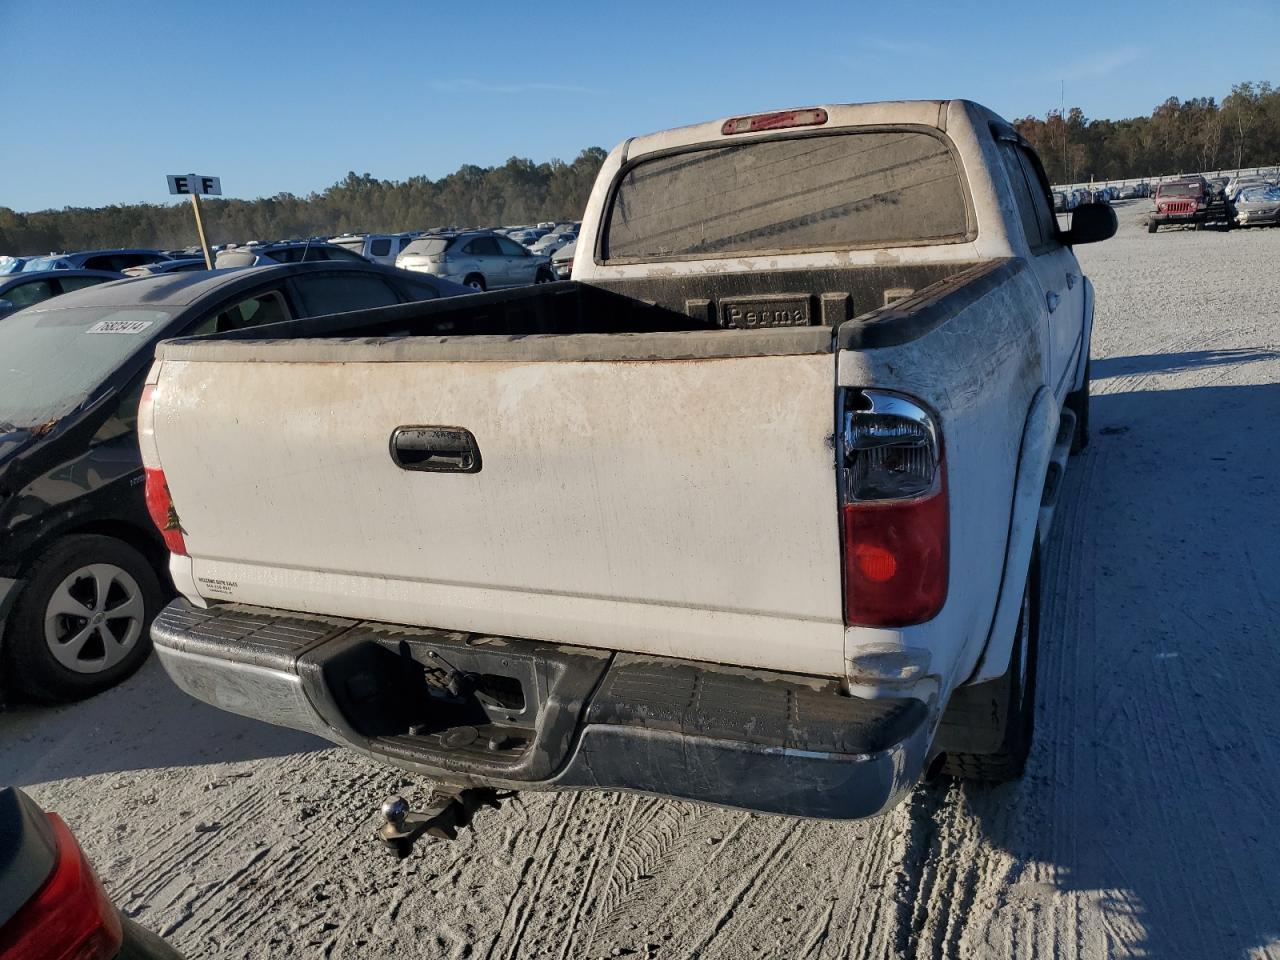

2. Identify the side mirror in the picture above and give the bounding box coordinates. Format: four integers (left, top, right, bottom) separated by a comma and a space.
1061, 202, 1117, 245
0, 299, 13, 315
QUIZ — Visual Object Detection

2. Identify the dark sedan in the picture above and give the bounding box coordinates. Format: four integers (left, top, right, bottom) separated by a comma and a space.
0, 270, 122, 320
21, 249, 172, 273
0, 262, 469, 702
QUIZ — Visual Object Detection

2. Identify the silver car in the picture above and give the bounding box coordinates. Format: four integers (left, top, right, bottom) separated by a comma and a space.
396, 231, 553, 291
551, 239, 576, 279
1234, 185, 1280, 227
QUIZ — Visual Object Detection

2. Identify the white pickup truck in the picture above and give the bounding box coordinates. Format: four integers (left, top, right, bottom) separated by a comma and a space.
141, 100, 1115, 820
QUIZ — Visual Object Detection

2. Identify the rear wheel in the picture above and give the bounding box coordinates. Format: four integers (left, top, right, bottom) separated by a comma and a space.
463, 274, 486, 292
534, 267, 554, 284
941, 554, 1040, 782
3, 535, 162, 702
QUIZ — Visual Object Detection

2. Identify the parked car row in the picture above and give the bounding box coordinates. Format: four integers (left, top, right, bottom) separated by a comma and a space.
1053, 184, 1144, 211
1147, 173, 1279, 232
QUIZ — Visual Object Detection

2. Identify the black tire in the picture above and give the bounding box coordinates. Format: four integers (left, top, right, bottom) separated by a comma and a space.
463, 274, 486, 292
941, 553, 1040, 782
1147, 220, 1158, 233
2, 535, 162, 702
534, 267, 554, 284
1065, 358, 1090, 455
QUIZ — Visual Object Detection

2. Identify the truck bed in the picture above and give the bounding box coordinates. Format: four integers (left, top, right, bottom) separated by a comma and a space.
195, 262, 986, 345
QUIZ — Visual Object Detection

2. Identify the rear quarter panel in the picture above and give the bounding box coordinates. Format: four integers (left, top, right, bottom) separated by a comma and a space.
837, 260, 1047, 703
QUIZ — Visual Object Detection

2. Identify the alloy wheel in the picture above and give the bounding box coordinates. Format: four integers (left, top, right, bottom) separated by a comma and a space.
43, 563, 145, 674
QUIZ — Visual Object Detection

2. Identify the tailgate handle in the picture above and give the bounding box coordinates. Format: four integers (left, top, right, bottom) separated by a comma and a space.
390, 426, 482, 473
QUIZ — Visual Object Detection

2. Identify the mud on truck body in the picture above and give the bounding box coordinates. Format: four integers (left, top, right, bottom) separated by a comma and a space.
140, 100, 1115, 824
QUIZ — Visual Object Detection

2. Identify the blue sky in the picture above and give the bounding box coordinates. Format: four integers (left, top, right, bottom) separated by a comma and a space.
2, 0, 1275, 211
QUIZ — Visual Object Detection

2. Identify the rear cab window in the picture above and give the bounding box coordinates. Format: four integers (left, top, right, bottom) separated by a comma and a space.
602, 129, 972, 262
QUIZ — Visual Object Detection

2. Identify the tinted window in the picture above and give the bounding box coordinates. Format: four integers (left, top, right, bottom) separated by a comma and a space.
604, 130, 970, 261
1158, 182, 1200, 198
4, 279, 56, 309
402, 236, 455, 256
1015, 146, 1058, 248
370, 238, 392, 257
85, 253, 157, 271
998, 143, 1045, 248
57, 276, 114, 294
465, 237, 502, 256
292, 274, 400, 316
495, 237, 527, 257
395, 278, 443, 303
320, 246, 368, 262
213, 291, 291, 332
398, 236, 415, 251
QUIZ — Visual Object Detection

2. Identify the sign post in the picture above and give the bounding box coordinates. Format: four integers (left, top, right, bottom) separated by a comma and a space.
166, 174, 222, 269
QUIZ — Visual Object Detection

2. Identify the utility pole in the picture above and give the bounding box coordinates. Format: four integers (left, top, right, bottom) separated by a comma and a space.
1061, 80, 1069, 184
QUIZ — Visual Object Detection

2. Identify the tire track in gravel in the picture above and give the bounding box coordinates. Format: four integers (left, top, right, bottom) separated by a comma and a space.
495, 794, 725, 958
115, 763, 302, 912
489, 790, 585, 960
138, 753, 392, 942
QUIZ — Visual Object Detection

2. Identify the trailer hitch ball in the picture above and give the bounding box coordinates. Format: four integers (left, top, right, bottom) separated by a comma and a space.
375, 788, 510, 857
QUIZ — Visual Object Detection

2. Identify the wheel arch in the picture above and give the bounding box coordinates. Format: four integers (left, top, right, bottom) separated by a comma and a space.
962, 386, 1059, 685
1, 518, 169, 651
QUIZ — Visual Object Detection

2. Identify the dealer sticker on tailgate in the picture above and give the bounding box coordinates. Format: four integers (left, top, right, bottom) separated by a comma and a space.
720, 296, 811, 329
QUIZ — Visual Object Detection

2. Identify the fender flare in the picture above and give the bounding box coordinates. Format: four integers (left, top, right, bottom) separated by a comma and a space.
965, 386, 1060, 684
1072, 277, 1095, 394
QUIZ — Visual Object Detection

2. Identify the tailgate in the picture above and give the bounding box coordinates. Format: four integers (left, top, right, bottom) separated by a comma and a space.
148, 333, 846, 677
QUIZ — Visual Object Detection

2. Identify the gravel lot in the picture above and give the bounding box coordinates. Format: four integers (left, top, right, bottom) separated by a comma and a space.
4, 201, 1279, 959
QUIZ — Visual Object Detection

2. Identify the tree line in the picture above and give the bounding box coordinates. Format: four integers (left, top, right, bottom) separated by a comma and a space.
1016, 82, 1279, 185
5, 82, 1279, 256
1, 148, 608, 256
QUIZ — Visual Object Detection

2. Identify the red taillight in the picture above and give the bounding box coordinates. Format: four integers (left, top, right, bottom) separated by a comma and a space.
721, 107, 828, 136
843, 484, 948, 627
840, 390, 948, 627
144, 467, 187, 556
0, 814, 123, 960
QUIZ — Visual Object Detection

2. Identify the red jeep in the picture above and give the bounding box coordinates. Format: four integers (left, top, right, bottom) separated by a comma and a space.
1148, 178, 1230, 233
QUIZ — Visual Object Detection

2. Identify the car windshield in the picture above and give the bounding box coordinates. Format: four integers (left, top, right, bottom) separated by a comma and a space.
1240, 186, 1280, 201
1159, 183, 1199, 197
22, 256, 64, 271
604, 129, 970, 261
0, 303, 174, 428
403, 237, 456, 256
